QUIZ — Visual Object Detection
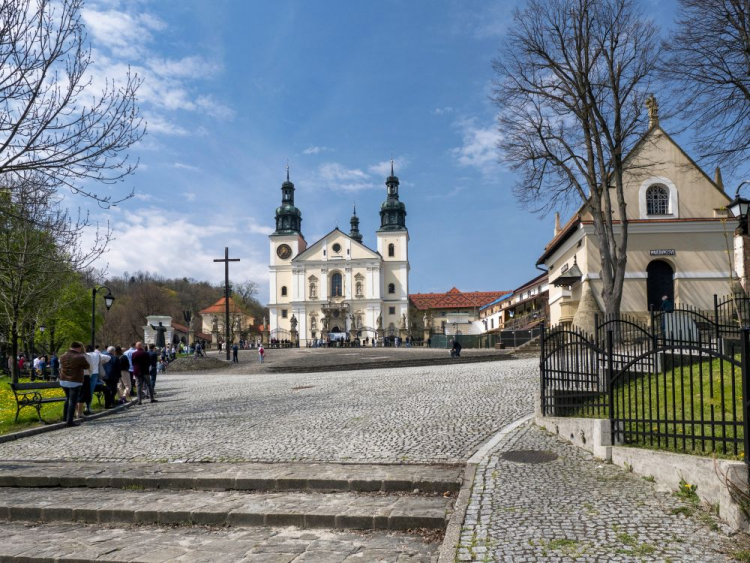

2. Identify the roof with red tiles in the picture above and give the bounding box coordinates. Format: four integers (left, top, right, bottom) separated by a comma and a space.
409, 287, 510, 311
198, 297, 246, 315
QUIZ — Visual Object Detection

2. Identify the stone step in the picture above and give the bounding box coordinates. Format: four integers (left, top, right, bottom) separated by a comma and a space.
267, 353, 512, 373
0, 521, 440, 562
0, 487, 452, 531
0, 461, 462, 494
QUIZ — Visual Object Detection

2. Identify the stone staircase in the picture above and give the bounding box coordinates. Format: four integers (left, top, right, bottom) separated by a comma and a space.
510, 334, 541, 354
0, 461, 461, 562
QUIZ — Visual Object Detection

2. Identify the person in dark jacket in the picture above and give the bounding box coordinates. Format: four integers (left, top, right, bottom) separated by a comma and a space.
131, 342, 157, 405
148, 344, 159, 397
102, 346, 119, 408
59, 342, 89, 426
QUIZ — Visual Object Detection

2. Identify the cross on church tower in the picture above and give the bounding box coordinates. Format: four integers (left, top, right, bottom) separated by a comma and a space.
213, 247, 240, 360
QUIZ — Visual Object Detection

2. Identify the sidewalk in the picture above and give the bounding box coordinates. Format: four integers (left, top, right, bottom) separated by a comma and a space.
458, 422, 747, 562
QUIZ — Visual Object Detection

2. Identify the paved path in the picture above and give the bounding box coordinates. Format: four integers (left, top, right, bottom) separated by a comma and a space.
0, 359, 538, 464
459, 422, 744, 562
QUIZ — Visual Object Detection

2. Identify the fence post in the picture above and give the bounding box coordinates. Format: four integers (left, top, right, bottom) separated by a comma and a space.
540, 321, 546, 417
741, 327, 750, 482
607, 329, 615, 438
714, 294, 720, 346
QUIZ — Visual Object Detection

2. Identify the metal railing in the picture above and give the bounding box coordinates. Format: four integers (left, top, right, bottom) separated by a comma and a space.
541, 305, 750, 460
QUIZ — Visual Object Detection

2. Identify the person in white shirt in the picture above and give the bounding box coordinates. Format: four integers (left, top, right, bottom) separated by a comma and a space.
83, 345, 110, 416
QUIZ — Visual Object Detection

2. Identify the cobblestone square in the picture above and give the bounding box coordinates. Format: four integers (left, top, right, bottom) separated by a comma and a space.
0, 357, 538, 464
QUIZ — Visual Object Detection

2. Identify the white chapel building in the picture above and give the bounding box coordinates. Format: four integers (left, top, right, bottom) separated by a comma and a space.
268, 163, 409, 342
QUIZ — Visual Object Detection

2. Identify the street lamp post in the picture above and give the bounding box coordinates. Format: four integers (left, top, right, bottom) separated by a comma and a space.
727, 180, 750, 234
91, 286, 115, 348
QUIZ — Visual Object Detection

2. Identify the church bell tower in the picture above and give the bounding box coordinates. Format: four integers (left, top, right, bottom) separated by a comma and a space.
269, 165, 306, 332
376, 160, 409, 333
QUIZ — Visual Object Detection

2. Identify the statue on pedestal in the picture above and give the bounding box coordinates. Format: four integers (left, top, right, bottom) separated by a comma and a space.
149, 321, 168, 348
212, 316, 219, 333
400, 313, 407, 330
290, 314, 298, 331
376, 313, 382, 329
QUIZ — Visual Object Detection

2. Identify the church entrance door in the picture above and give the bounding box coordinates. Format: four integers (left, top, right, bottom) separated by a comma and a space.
647, 260, 674, 311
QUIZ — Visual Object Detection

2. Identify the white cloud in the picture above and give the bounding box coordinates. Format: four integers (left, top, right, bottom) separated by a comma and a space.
182, 192, 197, 202
433, 107, 453, 115
317, 162, 375, 192
174, 163, 200, 172
451, 118, 500, 173
88, 208, 271, 283
132, 193, 154, 201
303, 146, 334, 155
144, 114, 188, 136
82, 9, 165, 56
82, 4, 233, 138
368, 157, 409, 177
147, 56, 222, 79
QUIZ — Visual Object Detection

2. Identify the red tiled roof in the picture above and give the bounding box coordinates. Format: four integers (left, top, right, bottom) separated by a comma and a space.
409, 288, 510, 311
199, 297, 245, 315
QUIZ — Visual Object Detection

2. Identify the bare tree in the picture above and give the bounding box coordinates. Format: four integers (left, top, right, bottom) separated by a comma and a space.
661, 0, 750, 168
0, 177, 109, 381
492, 0, 659, 317
0, 0, 145, 205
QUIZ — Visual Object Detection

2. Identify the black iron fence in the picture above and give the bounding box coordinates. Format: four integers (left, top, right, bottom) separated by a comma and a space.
541, 294, 750, 460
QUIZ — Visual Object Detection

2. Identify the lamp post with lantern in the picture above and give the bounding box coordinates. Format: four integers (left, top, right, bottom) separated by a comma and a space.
726, 181, 750, 294
91, 286, 115, 348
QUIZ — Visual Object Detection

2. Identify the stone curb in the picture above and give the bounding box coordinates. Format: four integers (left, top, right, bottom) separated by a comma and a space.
0, 472, 461, 494
0, 498, 449, 532
437, 413, 534, 563
0, 399, 137, 445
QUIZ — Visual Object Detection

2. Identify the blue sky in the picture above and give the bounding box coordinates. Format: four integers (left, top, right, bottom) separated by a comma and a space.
82, 0, 689, 297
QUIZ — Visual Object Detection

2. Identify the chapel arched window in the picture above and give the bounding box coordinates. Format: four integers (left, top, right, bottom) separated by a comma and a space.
331, 273, 343, 297
281, 286, 287, 297
388, 243, 395, 257
646, 185, 669, 215
388, 283, 395, 294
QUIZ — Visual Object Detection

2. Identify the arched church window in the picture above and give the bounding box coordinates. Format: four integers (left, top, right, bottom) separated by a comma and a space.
281, 286, 287, 297
331, 273, 343, 297
388, 283, 395, 294
388, 243, 395, 257
646, 185, 669, 215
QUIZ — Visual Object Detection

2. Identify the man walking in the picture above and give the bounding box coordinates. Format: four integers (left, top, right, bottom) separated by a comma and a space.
59, 342, 89, 427
131, 342, 157, 405
148, 344, 159, 397
232, 342, 239, 363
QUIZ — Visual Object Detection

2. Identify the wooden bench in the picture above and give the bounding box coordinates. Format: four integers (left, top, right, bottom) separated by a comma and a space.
9, 381, 106, 423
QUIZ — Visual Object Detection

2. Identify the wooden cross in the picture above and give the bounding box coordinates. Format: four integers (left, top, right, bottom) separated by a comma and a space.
214, 247, 240, 360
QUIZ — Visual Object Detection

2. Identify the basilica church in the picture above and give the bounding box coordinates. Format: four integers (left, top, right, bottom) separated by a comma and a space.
268, 162, 409, 342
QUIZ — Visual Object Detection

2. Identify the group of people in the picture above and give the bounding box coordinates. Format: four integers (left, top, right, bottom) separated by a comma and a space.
3, 353, 60, 379
59, 341, 160, 427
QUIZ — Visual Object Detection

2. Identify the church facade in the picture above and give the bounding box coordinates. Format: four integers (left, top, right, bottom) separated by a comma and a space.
268, 163, 409, 342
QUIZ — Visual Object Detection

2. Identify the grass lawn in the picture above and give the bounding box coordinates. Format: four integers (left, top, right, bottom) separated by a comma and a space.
616, 355, 744, 459
0, 375, 106, 436
570, 355, 745, 459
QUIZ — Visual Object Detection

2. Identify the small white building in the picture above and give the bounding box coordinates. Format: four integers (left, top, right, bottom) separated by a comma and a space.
142, 315, 174, 347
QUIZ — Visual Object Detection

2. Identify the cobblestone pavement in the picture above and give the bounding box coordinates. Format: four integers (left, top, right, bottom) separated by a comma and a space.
459, 423, 744, 562
0, 358, 537, 464
201, 346, 511, 374
0, 522, 439, 562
